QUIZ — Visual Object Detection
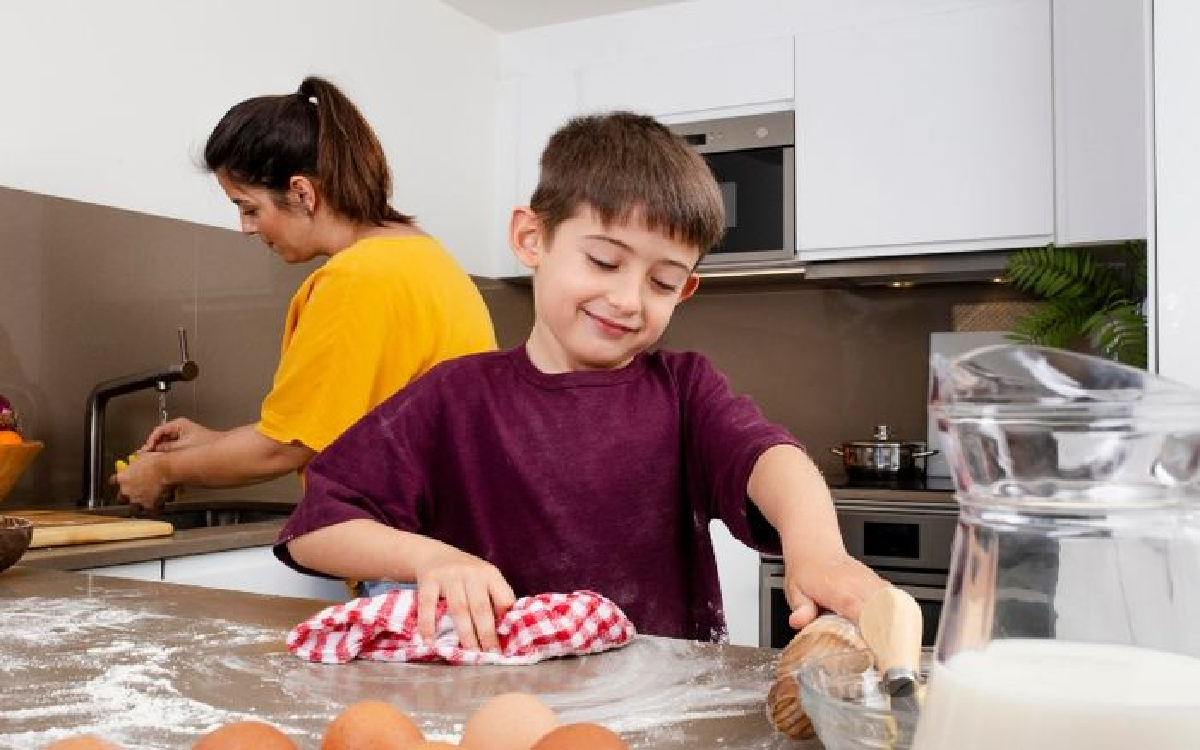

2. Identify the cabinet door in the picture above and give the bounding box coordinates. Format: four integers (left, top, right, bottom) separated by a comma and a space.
494, 71, 580, 278
162, 546, 347, 600
1052, 0, 1149, 245
80, 559, 163, 582
711, 520, 760, 647
578, 36, 793, 118
795, 0, 1054, 260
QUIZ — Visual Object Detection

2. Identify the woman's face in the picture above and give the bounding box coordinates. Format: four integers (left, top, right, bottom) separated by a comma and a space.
216, 173, 317, 263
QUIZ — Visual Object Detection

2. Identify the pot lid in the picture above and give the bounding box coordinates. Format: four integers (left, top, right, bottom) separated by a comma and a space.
845, 425, 926, 448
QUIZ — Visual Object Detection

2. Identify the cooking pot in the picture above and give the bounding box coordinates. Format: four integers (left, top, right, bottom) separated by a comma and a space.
829, 425, 938, 478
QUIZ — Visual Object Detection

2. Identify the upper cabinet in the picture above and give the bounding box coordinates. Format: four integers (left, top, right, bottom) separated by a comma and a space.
794, 0, 1054, 261
492, 0, 1148, 275
578, 36, 794, 119
1052, 0, 1149, 246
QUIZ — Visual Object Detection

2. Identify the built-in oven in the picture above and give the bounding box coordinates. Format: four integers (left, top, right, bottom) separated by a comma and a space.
669, 110, 795, 268
760, 498, 958, 648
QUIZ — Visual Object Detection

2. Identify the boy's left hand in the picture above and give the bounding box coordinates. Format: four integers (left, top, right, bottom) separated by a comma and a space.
784, 553, 889, 629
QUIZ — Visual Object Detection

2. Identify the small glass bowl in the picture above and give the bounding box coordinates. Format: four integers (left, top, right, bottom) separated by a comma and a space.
794, 647, 931, 750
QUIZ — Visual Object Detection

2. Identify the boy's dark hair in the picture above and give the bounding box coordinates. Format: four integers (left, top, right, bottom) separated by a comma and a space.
531, 111, 726, 258
204, 76, 413, 226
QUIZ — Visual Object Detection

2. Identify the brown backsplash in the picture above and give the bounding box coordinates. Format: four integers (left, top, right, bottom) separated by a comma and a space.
1, 185, 1024, 508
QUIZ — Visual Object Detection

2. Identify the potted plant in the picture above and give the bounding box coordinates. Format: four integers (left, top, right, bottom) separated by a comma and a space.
1004, 240, 1148, 369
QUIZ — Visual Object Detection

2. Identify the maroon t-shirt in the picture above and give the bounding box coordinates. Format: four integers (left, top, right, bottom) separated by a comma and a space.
276, 346, 798, 641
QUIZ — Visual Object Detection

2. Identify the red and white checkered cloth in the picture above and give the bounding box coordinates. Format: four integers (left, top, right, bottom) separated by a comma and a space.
287, 589, 637, 665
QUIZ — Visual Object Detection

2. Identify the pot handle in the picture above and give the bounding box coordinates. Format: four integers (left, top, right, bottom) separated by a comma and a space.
913, 449, 939, 458
828, 447, 845, 457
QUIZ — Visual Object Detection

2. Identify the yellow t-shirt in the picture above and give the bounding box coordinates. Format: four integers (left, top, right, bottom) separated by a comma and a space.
258, 235, 496, 453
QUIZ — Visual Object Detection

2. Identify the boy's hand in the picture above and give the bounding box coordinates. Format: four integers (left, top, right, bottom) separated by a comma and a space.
784, 553, 889, 629
414, 549, 516, 653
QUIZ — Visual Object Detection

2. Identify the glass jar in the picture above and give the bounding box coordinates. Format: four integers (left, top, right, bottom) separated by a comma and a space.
916, 345, 1200, 750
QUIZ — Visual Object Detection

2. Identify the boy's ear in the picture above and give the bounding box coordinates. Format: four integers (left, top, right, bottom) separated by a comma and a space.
509, 206, 542, 269
679, 273, 700, 302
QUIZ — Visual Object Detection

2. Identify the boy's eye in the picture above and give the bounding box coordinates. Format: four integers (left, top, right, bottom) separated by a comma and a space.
588, 255, 618, 270
652, 278, 680, 293
240, 208, 258, 218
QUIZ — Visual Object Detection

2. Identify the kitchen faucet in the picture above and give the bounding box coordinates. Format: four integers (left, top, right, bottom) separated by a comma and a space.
81, 328, 199, 509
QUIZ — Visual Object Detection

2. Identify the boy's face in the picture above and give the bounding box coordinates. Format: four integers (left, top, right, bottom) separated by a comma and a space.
511, 205, 701, 373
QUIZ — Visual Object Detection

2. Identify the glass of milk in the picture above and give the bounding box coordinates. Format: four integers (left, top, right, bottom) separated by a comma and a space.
923, 345, 1200, 750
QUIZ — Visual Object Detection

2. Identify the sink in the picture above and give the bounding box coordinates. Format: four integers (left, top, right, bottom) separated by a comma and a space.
156, 506, 291, 530
87, 499, 294, 530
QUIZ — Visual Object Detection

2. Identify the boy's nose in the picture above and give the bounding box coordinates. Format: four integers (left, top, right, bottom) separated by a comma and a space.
607, 274, 642, 313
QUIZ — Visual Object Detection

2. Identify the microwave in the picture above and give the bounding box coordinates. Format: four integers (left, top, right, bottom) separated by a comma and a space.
670, 111, 796, 268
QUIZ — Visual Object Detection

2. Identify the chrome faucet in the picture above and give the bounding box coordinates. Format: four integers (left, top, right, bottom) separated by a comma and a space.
81, 328, 199, 508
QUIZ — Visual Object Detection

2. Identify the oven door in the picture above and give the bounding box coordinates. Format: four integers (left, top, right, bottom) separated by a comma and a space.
760, 560, 945, 649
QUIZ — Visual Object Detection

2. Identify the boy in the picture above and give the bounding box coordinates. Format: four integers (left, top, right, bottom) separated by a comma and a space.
277, 112, 886, 650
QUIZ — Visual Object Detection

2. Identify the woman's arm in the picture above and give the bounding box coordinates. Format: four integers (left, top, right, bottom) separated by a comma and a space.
748, 443, 888, 627
115, 425, 314, 508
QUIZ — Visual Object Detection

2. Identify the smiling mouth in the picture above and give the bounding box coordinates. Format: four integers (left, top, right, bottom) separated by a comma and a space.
584, 309, 638, 335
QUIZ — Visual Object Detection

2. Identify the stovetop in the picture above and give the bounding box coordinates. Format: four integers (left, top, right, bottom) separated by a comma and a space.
830, 474, 956, 492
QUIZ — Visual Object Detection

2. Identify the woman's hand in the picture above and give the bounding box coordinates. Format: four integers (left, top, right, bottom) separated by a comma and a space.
414, 548, 516, 653
785, 553, 888, 629
141, 418, 220, 453
112, 452, 172, 513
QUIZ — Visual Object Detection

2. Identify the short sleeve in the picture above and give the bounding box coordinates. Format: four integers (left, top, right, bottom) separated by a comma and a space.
259, 268, 408, 452
676, 353, 799, 551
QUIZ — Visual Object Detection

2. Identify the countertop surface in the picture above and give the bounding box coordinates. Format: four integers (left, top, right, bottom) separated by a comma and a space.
0, 567, 797, 750
14, 498, 293, 570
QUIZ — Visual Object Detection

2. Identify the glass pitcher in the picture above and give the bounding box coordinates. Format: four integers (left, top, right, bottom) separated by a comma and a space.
915, 345, 1200, 750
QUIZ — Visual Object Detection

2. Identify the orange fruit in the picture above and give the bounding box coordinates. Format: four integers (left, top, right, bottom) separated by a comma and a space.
0, 430, 22, 445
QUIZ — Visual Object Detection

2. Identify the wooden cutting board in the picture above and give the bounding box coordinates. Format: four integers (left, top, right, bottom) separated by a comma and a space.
10, 510, 174, 548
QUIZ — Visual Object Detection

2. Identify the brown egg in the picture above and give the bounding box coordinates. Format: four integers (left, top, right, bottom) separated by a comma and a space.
460, 692, 557, 750
191, 721, 298, 750
530, 723, 628, 750
321, 700, 424, 750
408, 744, 459, 749
43, 736, 123, 750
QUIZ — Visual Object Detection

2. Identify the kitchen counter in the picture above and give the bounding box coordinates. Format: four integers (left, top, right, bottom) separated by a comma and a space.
14, 498, 295, 570
0, 567, 797, 750
19, 519, 286, 570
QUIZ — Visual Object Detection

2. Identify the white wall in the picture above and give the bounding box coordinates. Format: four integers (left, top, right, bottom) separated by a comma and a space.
0, 0, 501, 276
1153, 0, 1200, 389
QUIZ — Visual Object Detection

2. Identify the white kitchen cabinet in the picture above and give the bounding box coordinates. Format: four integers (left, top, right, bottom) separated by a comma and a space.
578, 36, 793, 119
79, 559, 164, 582
1052, 0, 1149, 246
161, 546, 347, 600
711, 520, 761, 647
794, 0, 1055, 260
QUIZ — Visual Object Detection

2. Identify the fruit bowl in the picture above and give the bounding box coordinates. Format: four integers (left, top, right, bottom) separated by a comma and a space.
0, 515, 33, 573
0, 440, 43, 502
795, 647, 931, 750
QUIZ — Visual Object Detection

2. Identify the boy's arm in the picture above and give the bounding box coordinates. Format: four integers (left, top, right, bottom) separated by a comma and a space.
287, 520, 516, 652
747, 443, 888, 627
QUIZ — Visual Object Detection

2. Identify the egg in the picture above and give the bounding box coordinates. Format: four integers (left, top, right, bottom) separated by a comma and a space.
42, 736, 123, 750
407, 744, 458, 749
529, 723, 629, 750
460, 693, 558, 750
321, 700, 424, 750
191, 721, 298, 750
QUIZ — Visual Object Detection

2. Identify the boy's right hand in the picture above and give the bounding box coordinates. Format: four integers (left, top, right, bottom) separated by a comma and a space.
414, 548, 516, 653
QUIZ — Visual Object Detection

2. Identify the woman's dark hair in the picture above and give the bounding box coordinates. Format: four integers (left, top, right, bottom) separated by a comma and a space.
531, 111, 725, 257
204, 76, 413, 226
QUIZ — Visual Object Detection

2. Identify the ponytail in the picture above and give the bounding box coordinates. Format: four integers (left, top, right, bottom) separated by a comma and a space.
204, 76, 413, 226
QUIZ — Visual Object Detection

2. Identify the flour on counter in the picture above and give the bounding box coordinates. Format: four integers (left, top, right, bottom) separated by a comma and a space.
0, 596, 319, 750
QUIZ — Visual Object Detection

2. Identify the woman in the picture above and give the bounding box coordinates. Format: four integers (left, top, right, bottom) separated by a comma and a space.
115, 76, 495, 510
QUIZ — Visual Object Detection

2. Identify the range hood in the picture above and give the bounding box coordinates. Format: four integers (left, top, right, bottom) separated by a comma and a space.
695, 250, 1013, 286
800, 250, 1014, 286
